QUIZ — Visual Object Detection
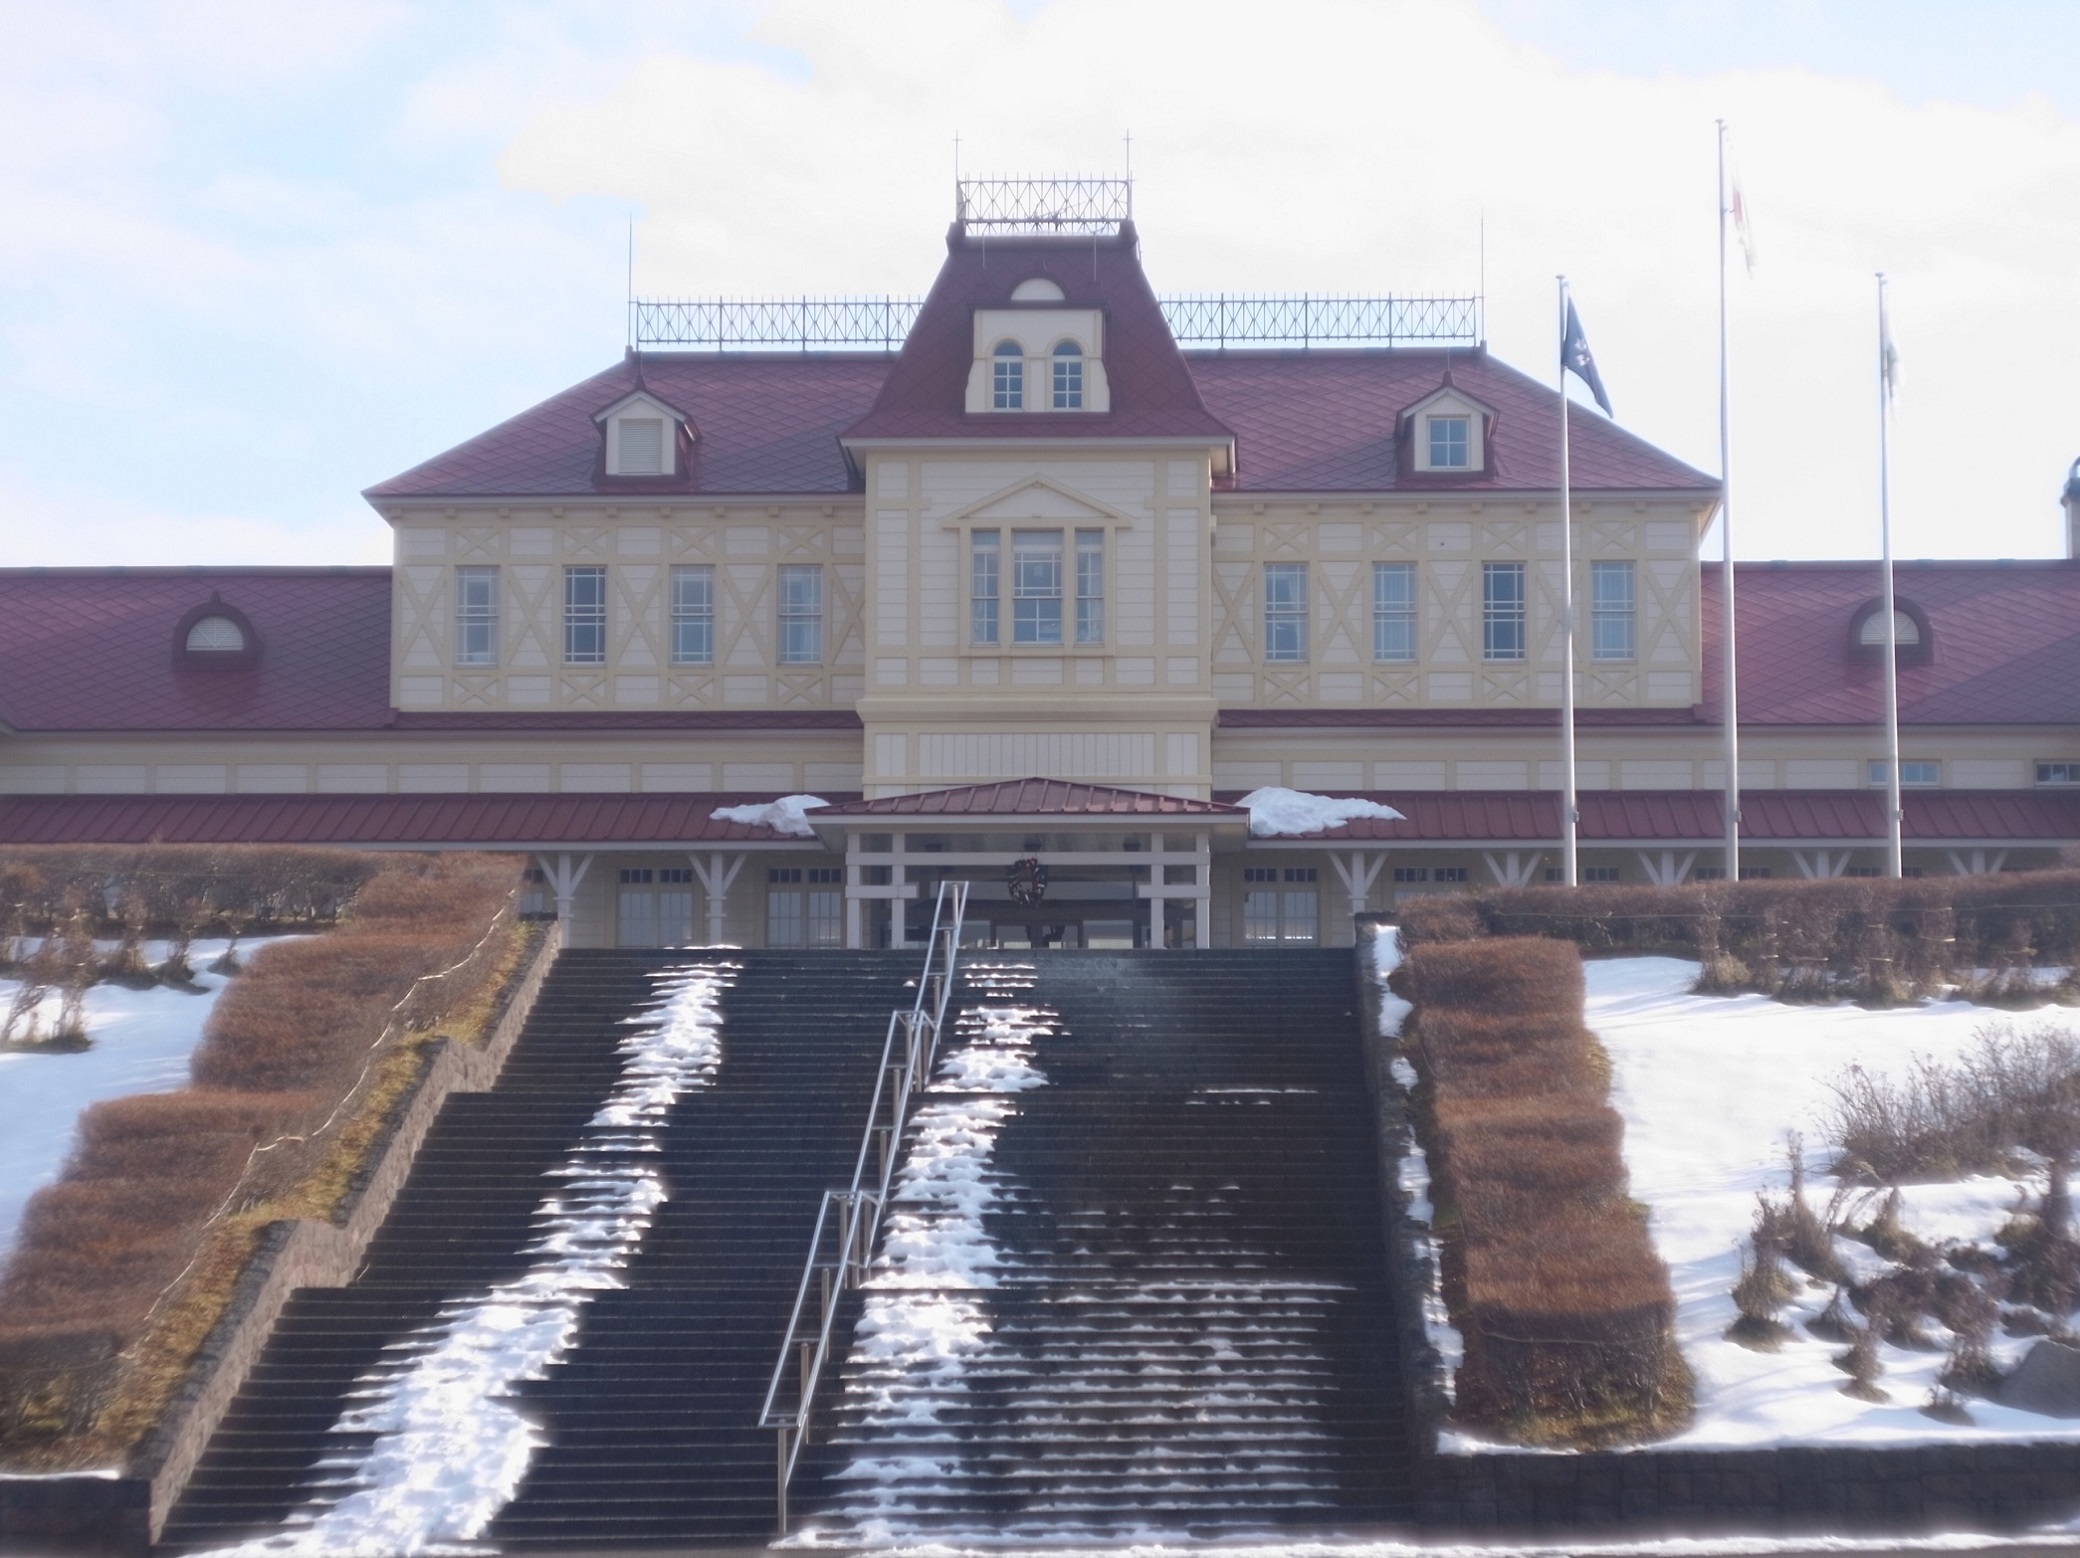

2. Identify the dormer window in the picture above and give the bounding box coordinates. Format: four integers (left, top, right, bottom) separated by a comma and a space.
616, 417, 664, 476
593, 388, 691, 482
185, 615, 246, 653
1010, 277, 1066, 302
993, 341, 1025, 410
1401, 383, 1493, 476
1848, 597, 1934, 664
171, 595, 261, 668
1052, 341, 1083, 410
1427, 415, 1470, 469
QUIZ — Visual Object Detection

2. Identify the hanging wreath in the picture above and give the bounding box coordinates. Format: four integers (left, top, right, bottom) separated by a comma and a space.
1006, 856, 1049, 906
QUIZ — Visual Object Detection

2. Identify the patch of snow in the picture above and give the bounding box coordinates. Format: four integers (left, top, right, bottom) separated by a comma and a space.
1238, 787, 1403, 839
1368, 923, 1412, 1039
1586, 955, 2080, 1451
0, 940, 275, 1260
709, 793, 830, 838
195, 960, 738, 1557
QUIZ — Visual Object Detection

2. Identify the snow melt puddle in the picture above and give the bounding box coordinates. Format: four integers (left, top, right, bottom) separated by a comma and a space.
823, 963, 1052, 1537
201, 960, 739, 1558
1368, 926, 1461, 1397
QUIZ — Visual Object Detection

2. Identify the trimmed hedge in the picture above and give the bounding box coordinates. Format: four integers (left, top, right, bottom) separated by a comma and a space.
1401, 870, 2080, 1004
0, 848, 521, 1460
1408, 936, 1691, 1447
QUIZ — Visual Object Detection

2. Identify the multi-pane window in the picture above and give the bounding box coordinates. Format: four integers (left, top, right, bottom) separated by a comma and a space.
1427, 415, 1470, 469
768, 866, 842, 947
1242, 867, 1317, 944
456, 567, 498, 666
992, 341, 1024, 410
564, 566, 607, 664
1075, 529, 1104, 644
617, 866, 693, 947
1013, 530, 1063, 644
1052, 341, 1083, 409
1482, 562, 1525, 662
2039, 762, 2080, 786
1264, 563, 1308, 662
1869, 759, 1940, 787
1591, 560, 1636, 661
971, 530, 1000, 645
1583, 865, 1623, 883
777, 565, 822, 664
1373, 562, 1416, 662
670, 565, 714, 665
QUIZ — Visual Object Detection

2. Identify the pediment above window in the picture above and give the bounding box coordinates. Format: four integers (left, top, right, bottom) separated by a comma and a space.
591, 387, 696, 484
942, 474, 1138, 530
1398, 381, 1496, 477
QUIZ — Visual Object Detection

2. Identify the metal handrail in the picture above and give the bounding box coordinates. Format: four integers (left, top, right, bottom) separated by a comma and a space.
757, 881, 968, 1533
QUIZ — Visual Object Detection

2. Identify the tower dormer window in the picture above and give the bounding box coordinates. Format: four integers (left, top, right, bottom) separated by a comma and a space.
617, 417, 664, 476
1427, 415, 1470, 469
992, 341, 1025, 410
185, 615, 246, 653
1051, 341, 1084, 410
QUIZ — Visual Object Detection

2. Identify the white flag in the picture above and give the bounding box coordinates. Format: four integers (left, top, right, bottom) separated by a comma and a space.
1730, 169, 1757, 275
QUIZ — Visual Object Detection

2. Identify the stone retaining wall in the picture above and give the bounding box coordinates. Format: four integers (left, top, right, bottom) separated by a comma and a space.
0, 920, 560, 1557
1352, 918, 2080, 1538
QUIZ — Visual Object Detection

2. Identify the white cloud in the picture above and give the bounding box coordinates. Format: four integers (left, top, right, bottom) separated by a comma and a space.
499, 0, 2080, 560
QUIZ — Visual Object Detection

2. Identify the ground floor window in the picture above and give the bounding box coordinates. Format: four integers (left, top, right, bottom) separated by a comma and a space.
1242, 866, 1318, 944
617, 866, 694, 947
769, 866, 843, 947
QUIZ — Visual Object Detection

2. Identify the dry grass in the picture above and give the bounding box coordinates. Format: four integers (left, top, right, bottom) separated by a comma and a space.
1408, 936, 1692, 1447
0, 848, 525, 1468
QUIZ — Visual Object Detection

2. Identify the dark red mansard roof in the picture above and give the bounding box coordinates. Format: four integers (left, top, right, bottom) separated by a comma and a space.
366, 355, 889, 500
0, 569, 393, 733
843, 223, 1234, 446
1702, 560, 2080, 727
1188, 350, 1716, 495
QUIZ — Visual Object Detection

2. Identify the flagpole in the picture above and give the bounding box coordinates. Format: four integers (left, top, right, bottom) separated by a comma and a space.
1557, 275, 1580, 888
1716, 121, 1741, 884
1877, 274, 1904, 877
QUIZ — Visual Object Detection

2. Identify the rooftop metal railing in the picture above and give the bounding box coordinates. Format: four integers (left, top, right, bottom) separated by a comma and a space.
629, 293, 1481, 351
756, 881, 969, 1534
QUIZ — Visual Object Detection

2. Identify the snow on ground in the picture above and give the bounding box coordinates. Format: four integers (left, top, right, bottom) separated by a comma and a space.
0, 939, 274, 1261
710, 793, 829, 838
1239, 787, 1403, 839
1585, 955, 2080, 1449
199, 960, 738, 1558
822, 964, 1053, 1539
1368, 928, 1461, 1396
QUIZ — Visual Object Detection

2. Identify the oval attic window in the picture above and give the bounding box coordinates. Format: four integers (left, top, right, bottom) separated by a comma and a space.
185, 615, 247, 653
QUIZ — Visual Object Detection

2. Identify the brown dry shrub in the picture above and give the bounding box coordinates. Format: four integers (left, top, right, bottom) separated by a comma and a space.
1406, 936, 1690, 1446
0, 847, 522, 1466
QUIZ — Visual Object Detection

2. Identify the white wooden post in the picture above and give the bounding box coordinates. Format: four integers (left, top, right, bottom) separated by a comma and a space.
535, 852, 595, 937
1193, 830, 1212, 949
1481, 850, 1542, 888
1328, 850, 1387, 921
1635, 849, 1696, 887
1944, 848, 2006, 876
689, 851, 746, 945
1792, 849, 1853, 879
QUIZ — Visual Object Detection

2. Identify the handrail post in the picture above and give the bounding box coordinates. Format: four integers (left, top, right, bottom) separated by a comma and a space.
776, 1427, 790, 1535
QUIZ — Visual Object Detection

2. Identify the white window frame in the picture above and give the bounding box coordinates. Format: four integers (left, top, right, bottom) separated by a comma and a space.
1870, 759, 1940, 788
971, 529, 1000, 646
1590, 560, 1636, 662
564, 566, 607, 665
2037, 761, 2080, 786
1052, 341, 1084, 410
1075, 528, 1104, 644
777, 565, 823, 665
455, 567, 498, 666
992, 341, 1025, 411
1012, 530, 1063, 645
1264, 563, 1308, 663
1373, 561, 1416, 663
1482, 561, 1526, 662
1426, 415, 1470, 469
670, 564, 714, 665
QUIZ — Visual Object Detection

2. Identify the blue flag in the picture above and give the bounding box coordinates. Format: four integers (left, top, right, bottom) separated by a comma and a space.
1561, 299, 1612, 416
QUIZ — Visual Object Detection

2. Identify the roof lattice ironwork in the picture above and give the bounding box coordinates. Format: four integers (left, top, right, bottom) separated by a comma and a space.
955, 176, 1132, 234
630, 293, 1483, 353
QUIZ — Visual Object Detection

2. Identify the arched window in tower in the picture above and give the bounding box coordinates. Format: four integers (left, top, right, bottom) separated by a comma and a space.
992, 341, 1024, 410
1051, 340, 1083, 410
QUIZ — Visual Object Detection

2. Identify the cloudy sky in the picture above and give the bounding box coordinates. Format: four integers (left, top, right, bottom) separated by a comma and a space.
4, 0, 2078, 566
